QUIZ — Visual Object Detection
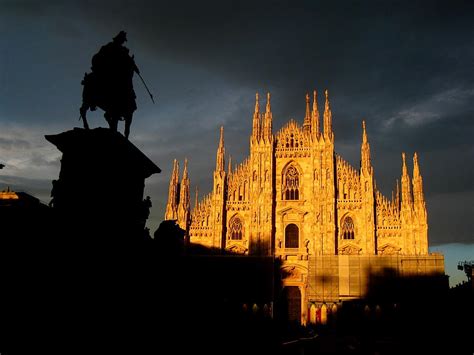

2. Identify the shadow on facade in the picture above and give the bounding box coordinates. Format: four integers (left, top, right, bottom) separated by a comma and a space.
0, 181, 467, 355
0, 211, 285, 354
0, 128, 287, 354
153, 226, 286, 354
0, 206, 471, 354
294, 267, 471, 355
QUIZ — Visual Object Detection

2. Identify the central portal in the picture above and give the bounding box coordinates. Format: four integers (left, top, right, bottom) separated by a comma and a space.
283, 286, 301, 324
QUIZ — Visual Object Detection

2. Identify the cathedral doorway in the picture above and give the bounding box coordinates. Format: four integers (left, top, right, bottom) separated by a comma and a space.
282, 286, 301, 324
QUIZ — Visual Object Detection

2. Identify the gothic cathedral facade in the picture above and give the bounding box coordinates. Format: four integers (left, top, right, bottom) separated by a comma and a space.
165, 90, 444, 324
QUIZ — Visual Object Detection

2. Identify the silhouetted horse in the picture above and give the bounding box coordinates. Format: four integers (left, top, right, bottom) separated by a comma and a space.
80, 72, 136, 138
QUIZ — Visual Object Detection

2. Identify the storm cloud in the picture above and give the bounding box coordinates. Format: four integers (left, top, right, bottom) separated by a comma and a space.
1, 0, 473, 247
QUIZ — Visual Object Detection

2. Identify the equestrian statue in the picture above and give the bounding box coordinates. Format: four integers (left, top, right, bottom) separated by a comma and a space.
79, 31, 154, 139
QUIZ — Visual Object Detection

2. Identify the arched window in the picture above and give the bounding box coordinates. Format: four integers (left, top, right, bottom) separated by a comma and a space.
342, 216, 355, 239
283, 165, 300, 200
285, 224, 299, 248
229, 216, 243, 240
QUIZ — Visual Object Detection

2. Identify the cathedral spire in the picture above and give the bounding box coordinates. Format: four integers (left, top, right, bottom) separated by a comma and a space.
401, 152, 413, 207
178, 158, 191, 231
252, 93, 261, 142
215, 126, 225, 172
311, 90, 320, 139
262, 92, 273, 142
228, 155, 232, 176
266, 92, 271, 114
362, 120, 368, 144
165, 159, 180, 220
402, 152, 408, 178
194, 186, 199, 210
182, 157, 189, 181
303, 93, 311, 135
255, 92, 260, 114
360, 120, 372, 175
412, 152, 425, 205
395, 178, 400, 210
180, 158, 189, 204
412, 152, 428, 254
323, 89, 333, 139
413, 152, 420, 179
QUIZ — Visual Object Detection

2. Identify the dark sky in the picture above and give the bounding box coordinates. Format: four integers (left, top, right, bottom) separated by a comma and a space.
1, 0, 473, 255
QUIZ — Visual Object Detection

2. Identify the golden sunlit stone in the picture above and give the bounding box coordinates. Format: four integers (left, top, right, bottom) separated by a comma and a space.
166, 91, 444, 324
0, 187, 19, 200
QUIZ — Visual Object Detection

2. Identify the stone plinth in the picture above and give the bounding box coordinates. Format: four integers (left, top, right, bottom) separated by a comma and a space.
45, 127, 160, 244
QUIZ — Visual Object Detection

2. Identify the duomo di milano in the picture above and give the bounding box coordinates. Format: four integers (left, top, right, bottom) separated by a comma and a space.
165, 90, 444, 323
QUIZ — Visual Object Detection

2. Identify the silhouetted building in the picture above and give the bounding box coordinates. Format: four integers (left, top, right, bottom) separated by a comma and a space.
166, 91, 445, 324
0, 187, 56, 352
0, 186, 51, 237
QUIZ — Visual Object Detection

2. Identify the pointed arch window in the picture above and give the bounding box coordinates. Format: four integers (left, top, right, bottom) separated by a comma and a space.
283, 165, 300, 200
229, 216, 243, 240
285, 224, 299, 248
342, 216, 355, 239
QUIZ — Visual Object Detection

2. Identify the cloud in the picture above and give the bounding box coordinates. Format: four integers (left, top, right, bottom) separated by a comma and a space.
0, 137, 31, 150
1, 0, 473, 247
0, 125, 61, 180
382, 88, 474, 128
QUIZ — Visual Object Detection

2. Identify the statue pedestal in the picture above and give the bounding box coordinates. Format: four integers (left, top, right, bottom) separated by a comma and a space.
39, 128, 162, 352
45, 127, 160, 244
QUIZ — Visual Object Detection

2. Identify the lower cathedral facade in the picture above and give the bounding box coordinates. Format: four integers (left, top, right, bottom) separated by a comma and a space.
165, 90, 444, 324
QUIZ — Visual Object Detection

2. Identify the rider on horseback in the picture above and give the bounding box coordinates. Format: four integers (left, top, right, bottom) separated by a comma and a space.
80, 31, 139, 139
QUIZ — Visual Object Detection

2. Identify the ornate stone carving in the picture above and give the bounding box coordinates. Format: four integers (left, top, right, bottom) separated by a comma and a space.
282, 265, 302, 280
339, 244, 362, 255
378, 244, 401, 255
226, 243, 248, 254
